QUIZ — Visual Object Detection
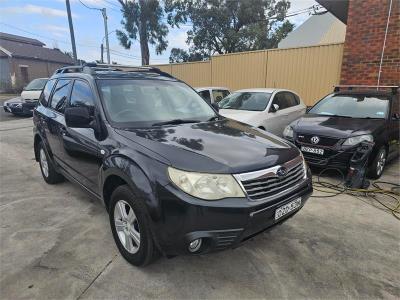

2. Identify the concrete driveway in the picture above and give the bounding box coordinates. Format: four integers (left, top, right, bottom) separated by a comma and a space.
1, 118, 399, 299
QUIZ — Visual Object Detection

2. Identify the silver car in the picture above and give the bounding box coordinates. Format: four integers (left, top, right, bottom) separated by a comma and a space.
218, 88, 306, 136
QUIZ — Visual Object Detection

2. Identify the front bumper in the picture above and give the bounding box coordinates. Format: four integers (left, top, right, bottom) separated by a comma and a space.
154, 171, 313, 256
3, 100, 37, 115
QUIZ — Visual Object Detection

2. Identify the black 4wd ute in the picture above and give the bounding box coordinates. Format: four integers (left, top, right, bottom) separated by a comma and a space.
33, 64, 312, 266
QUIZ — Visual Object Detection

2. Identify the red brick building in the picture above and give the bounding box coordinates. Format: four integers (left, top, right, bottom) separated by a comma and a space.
318, 0, 399, 86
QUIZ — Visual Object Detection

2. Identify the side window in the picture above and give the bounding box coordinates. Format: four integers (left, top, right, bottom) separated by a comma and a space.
198, 90, 211, 103
39, 79, 56, 106
284, 92, 299, 108
212, 90, 230, 103
50, 79, 72, 113
272, 93, 288, 110
70, 80, 96, 114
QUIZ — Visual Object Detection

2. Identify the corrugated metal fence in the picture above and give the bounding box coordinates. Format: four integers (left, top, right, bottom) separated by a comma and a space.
152, 43, 344, 106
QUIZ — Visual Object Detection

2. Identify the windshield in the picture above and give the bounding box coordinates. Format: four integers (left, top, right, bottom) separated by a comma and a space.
97, 79, 216, 127
25, 78, 47, 90
218, 92, 271, 111
309, 94, 389, 119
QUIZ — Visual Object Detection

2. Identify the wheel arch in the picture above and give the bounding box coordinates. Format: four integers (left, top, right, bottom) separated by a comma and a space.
34, 134, 42, 162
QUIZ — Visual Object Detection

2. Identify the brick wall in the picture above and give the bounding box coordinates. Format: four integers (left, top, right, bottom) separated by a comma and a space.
340, 0, 399, 85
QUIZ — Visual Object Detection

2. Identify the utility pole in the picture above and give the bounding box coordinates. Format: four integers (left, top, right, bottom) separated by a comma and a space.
65, 0, 78, 63
101, 44, 104, 63
101, 8, 111, 64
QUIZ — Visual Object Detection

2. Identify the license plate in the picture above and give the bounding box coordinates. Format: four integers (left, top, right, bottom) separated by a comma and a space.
301, 146, 324, 155
275, 198, 302, 220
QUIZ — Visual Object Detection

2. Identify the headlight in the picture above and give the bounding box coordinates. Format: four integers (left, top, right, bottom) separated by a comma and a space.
299, 152, 308, 179
168, 167, 245, 200
283, 125, 294, 139
342, 134, 373, 146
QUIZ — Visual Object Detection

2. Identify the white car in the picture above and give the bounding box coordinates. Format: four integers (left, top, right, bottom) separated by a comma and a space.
218, 88, 306, 136
21, 78, 48, 101
195, 87, 231, 104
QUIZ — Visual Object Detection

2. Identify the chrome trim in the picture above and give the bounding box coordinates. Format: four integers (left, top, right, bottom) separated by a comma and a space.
233, 155, 306, 202
233, 155, 302, 182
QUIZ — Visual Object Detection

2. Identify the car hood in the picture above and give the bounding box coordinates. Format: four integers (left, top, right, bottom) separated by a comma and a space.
116, 119, 299, 174
219, 109, 260, 124
21, 90, 41, 100
291, 114, 385, 138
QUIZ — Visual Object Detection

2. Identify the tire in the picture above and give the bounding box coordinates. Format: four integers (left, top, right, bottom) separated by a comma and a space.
109, 185, 157, 267
368, 146, 387, 179
38, 141, 64, 184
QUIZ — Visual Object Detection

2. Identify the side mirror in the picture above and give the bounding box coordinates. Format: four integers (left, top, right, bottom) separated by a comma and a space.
270, 104, 279, 112
306, 106, 312, 113
211, 102, 219, 112
65, 107, 92, 128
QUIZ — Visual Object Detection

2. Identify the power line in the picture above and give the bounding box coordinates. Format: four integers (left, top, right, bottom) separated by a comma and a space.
78, 0, 102, 11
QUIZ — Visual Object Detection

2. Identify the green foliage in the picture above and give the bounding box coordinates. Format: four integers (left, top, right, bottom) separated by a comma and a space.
165, 0, 294, 56
169, 48, 209, 63
117, 0, 169, 65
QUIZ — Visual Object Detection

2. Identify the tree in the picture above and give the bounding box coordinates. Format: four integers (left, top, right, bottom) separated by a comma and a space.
165, 0, 294, 55
169, 47, 209, 63
117, 0, 168, 65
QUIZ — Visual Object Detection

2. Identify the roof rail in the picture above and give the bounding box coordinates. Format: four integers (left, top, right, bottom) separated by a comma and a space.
53, 63, 173, 78
334, 85, 399, 94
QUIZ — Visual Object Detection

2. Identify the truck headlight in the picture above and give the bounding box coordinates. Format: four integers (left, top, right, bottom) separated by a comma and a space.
168, 167, 245, 200
283, 126, 294, 139
342, 134, 373, 146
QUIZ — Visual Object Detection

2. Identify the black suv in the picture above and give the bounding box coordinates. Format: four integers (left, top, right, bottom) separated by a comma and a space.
33, 64, 312, 266
283, 86, 400, 178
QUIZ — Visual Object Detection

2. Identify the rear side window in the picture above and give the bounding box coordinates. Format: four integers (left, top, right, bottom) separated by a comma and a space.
285, 92, 299, 107
39, 79, 56, 106
212, 89, 230, 103
272, 92, 298, 110
50, 79, 72, 113
198, 90, 211, 103
70, 80, 95, 114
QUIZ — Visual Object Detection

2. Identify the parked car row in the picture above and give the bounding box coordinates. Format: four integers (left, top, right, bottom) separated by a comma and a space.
197, 85, 399, 180
10, 63, 399, 267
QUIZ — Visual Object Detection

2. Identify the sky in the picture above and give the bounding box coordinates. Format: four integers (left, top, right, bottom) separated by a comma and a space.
0, 0, 319, 65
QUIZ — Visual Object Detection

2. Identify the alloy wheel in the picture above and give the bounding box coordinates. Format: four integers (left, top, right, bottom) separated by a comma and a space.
114, 200, 141, 254
376, 149, 386, 176
39, 148, 49, 178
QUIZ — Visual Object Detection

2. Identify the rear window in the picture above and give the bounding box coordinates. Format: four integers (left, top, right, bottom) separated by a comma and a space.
309, 94, 390, 119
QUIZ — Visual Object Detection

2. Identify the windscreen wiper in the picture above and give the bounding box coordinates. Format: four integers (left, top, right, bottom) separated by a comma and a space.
152, 119, 200, 126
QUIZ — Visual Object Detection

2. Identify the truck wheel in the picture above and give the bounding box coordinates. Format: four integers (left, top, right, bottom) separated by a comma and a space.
368, 146, 387, 179
109, 185, 157, 267
38, 141, 64, 184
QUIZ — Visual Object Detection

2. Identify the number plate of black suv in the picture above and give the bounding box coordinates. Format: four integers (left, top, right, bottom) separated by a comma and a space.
301, 146, 324, 155
275, 198, 302, 220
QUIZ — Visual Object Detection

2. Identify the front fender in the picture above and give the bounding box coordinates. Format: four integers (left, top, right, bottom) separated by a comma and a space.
101, 154, 167, 222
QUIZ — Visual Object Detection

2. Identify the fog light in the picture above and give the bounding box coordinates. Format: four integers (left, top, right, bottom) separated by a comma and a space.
188, 238, 202, 253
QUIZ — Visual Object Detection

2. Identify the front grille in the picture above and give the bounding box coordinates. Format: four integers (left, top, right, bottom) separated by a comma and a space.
303, 151, 353, 167
296, 134, 340, 146
235, 157, 305, 201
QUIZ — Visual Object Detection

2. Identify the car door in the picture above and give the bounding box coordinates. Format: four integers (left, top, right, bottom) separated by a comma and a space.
388, 93, 400, 159
59, 79, 102, 195
285, 92, 306, 123
45, 79, 72, 165
263, 92, 290, 136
